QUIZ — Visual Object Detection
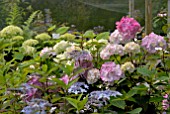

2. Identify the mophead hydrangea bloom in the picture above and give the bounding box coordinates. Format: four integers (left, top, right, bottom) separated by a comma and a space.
0, 25, 23, 38
141, 32, 166, 53
109, 29, 124, 44
100, 62, 124, 82
86, 68, 100, 84
162, 94, 169, 110
121, 62, 135, 73
100, 43, 124, 60
22, 39, 39, 46
53, 40, 70, 54
35, 33, 51, 41
40, 47, 56, 57
124, 42, 140, 54
74, 51, 93, 69
116, 17, 141, 41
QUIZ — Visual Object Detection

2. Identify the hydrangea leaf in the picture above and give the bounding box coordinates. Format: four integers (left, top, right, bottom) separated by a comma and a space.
127, 108, 142, 114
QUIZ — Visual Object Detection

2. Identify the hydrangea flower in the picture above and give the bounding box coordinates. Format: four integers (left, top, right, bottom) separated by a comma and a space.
35, 33, 51, 41
100, 44, 124, 60
53, 40, 70, 54
100, 62, 124, 83
12, 36, 24, 41
22, 39, 39, 47
74, 51, 93, 69
116, 17, 141, 41
141, 32, 167, 53
60, 74, 69, 85
40, 47, 56, 57
21, 98, 52, 114
60, 33, 76, 41
162, 94, 169, 110
124, 42, 140, 54
0, 25, 23, 38
85, 90, 122, 109
22, 46, 36, 55
86, 68, 100, 84
121, 62, 135, 73
68, 82, 89, 94
109, 29, 124, 44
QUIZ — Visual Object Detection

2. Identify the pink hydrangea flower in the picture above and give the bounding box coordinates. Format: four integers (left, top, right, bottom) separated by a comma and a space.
162, 94, 169, 110
100, 62, 124, 82
116, 17, 141, 41
100, 44, 124, 60
40, 47, 56, 57
109, 29, 124, 44
60, 75, 69, 85
141, 32, 166, 53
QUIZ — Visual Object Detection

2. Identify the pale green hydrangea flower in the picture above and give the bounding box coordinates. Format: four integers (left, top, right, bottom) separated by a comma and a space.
35, 33, 51, 41
60, 33, 75, 40
22, 39, 39, 46
0, 25, 23, 38
12, 36, 24, 41
124, 42, 140, 54
121, 62, 135, 73
53, 40, 70, 54
22, 46, 36, 55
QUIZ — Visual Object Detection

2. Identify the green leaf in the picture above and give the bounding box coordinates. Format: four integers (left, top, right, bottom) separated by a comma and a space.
42, 64, 48, 72
13, 52, 24, 61
127, 108, 142, 114
56, 27, 70, 35
83, 30, 95, 39
124, 89, 137, 99
53, 78, 66, 89
48, 25, 56, 32
110, 99, 126, 109
65, 97, 78, 109
137, 67, 155, 76
149, 97, 164, 102
77, 95, 88, 111
96, 32, 109, 40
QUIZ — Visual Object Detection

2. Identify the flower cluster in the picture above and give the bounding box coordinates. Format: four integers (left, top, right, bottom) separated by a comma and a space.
86, 68, 100, 84
124, 42, 140, 54
53, 40, 70, 54
35, 33, 51, 41
100, 43, 124, 60
40, 47, 56, 57
85, 90, 122, 109
116, 17, 141, 41
109, 29, 124, 44
74, 51, 93, 69
121, 62, 135, 73
68, 82, 89, 94
100, 62, 124, 83
162, 94, 169, 110
21, 98, 52, 114
0, 25, 23, 38
141, 32, 167, 53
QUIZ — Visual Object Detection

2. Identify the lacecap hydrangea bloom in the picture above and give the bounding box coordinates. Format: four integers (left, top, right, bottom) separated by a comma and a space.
116, 17, 141, 41
86, 68, 100, 84
100, 43, 124, 60
35, 33, 51, 41
100, 62, 124, 83
141, 32, 167, 53
124, 42, 140, 54
0, 25, 23, 38
121, 62, 135, 73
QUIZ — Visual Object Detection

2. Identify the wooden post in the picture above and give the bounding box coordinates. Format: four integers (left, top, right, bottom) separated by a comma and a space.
129, 0, 134, 17
168, 0, 170, 33
145, 0, 152, 35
